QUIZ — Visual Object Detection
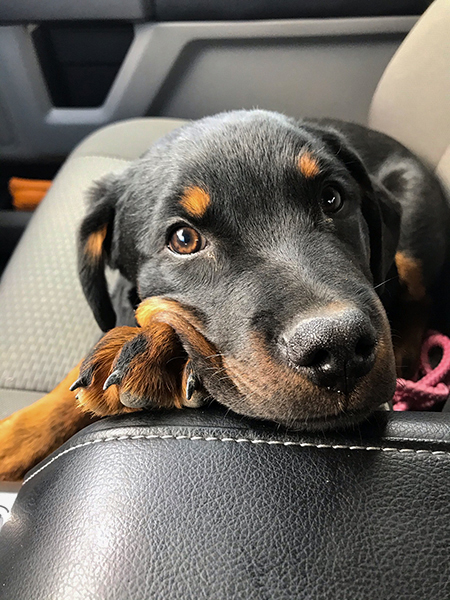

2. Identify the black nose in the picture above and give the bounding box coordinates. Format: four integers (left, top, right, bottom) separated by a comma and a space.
285, 309, 377, 394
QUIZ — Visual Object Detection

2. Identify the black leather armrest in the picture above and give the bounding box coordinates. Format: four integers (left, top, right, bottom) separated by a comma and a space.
1, 408, 449, 599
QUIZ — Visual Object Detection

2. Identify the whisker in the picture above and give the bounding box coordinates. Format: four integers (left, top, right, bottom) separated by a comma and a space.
165, 355, 188, 366
203, 353, 226, 360
203, 366, 229, 375
373, 275, 398, 290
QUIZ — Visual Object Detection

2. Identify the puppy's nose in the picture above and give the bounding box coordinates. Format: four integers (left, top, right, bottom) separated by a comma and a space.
285, 309, 377, 394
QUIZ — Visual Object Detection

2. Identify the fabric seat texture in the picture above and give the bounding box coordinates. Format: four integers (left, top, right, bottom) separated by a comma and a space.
0, 118, 186, 418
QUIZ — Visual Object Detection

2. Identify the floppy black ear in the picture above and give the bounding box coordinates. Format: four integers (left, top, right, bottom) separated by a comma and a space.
359, 177, 402, 289
78, 175, 121, 332
319, 126, 402, 290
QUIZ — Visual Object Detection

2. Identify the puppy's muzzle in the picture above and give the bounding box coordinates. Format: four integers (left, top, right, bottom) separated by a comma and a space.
284, 309, 377, 395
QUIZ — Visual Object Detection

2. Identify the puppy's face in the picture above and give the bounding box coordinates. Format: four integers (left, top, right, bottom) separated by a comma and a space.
79, 111, 401, 430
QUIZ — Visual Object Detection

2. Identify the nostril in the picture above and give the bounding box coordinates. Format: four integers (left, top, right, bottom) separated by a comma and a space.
354, 335, 376, 360
297, 348, 331, 369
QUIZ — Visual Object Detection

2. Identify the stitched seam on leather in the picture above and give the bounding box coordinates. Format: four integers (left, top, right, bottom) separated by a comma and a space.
23, 434, 450, 485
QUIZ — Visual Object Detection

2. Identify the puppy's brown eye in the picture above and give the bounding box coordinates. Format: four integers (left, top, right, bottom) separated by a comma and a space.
321, 186, 343, 214
168, 227, 204, 255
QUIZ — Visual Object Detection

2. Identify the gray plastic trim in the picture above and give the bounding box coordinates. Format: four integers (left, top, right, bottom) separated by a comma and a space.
0, 17, 417, 160
0, 0, 151, 23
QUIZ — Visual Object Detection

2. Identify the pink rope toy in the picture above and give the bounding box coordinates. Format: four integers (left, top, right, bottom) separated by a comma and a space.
393, 330, 450, 411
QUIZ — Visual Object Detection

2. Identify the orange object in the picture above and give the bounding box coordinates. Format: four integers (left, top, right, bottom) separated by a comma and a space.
8, 177, 52, 211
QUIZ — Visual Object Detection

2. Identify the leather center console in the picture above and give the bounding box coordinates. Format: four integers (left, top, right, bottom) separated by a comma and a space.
1, 407, 449, 598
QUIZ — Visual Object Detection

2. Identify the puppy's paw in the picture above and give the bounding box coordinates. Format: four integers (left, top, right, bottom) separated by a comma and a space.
71, 324, 194, 416
100, 331, 158, 409
70, 326, 140, 416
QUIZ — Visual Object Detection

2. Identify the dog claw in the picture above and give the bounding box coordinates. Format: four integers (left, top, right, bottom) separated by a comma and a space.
70, 373, 92, 391
186, 372, 199, 401
103, 370, 122, 391
183, 370, 207, 408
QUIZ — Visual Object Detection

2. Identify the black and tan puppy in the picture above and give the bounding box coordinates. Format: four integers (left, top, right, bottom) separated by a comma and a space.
1, 110, 450, 479
72, 110, 450, 426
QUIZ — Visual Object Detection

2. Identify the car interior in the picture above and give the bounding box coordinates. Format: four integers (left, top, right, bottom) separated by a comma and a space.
0, 0, 449, 597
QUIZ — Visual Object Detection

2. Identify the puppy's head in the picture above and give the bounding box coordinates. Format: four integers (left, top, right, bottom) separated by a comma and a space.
78, 110, 401, 430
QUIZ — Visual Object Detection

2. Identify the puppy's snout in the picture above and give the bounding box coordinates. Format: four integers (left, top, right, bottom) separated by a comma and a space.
285, 309, 377, 394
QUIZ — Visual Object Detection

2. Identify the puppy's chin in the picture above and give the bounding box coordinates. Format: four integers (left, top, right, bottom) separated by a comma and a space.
212, 379, 396, 432
198, 333, 397, 432
242, 395, 391, 433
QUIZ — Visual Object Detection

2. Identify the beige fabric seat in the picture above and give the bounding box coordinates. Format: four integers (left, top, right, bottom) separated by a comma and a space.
0, 0, 449, 419
369, 0, 450, 188
0, 118, 186, 418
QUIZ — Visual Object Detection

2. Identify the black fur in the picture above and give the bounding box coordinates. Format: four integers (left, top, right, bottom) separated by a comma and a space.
77, 110, 450, 429
78, 177, 118, 331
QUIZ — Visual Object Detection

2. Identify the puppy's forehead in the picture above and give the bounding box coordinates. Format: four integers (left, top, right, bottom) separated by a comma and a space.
167, 113, 325, 215
178, 113, 320, 174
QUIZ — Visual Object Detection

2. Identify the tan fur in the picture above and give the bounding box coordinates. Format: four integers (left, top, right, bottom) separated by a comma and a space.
137, 298, 219, 368
74, 300, 211, 415
179, 186, 211, 218
0, 365, 96, 481
135, 297, 184, 328
395, 251, 426, 301
74, 323, 186, 414
298, 150, 320, 179
84, 225, 107, 262
75, 327, 143, 416
118, 322, 186, 409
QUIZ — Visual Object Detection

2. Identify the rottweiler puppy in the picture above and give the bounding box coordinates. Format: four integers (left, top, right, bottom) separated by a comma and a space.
1, 110, 449, 480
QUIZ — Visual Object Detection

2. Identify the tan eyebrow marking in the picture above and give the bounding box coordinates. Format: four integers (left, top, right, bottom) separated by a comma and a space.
180, 186, 211, 218
84, 225, 107, 262
298, 150, 320, 179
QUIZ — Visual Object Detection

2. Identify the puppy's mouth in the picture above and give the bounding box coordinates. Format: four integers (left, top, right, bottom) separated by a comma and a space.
215, 335, 395, 431
136, 297, 396, 431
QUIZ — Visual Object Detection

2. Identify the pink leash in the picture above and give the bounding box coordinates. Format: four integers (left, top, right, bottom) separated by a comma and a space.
393, 330, 450, 411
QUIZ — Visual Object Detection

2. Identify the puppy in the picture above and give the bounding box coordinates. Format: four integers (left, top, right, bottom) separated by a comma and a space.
1, 110, 449, 480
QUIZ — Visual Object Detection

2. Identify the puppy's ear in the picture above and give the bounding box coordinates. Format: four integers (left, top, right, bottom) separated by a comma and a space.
320, 127, 402, 290
78, 175, 121, 332
359, 177, 402, 290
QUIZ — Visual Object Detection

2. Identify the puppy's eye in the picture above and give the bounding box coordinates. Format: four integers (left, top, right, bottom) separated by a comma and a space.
321, 186, 344, 214
168, 227, 205, 255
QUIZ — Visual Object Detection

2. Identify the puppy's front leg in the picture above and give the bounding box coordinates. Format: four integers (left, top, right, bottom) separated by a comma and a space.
0, 314, 207, 481
0, 365, 96, 481
0, 328, 147, 481
72, 323, 192, 415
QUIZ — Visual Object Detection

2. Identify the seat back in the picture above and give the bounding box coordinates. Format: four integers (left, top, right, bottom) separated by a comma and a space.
369, 0, 450, 190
